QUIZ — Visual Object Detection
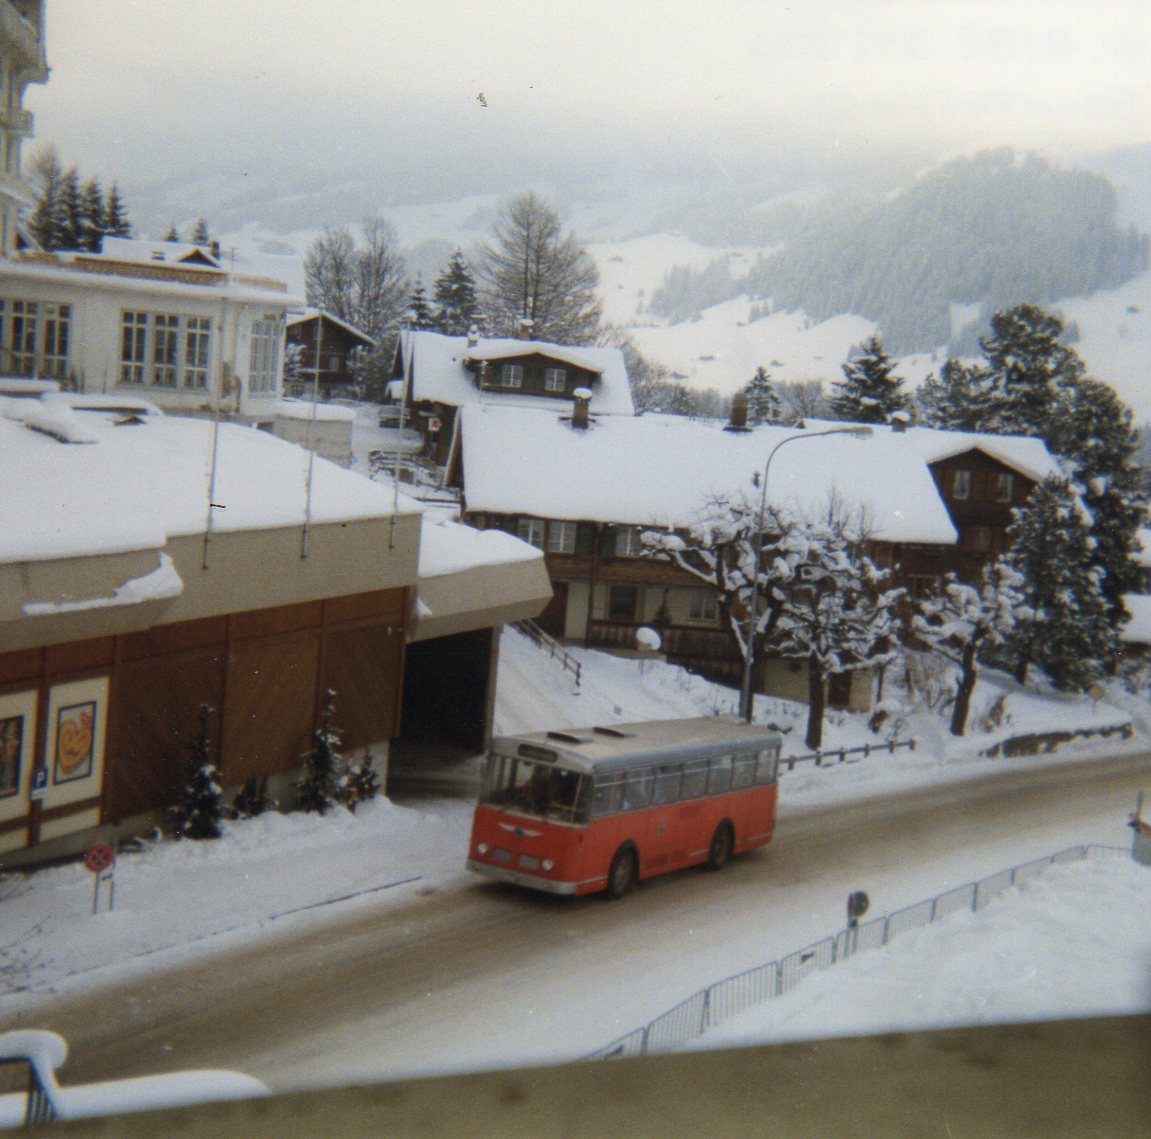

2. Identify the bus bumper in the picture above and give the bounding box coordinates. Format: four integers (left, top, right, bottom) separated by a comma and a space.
466, 859, 580, 895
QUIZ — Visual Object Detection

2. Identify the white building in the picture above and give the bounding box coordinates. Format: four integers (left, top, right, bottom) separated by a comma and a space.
0, 1, 45, 257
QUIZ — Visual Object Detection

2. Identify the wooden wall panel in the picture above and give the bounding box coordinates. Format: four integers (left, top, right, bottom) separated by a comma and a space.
104, 650, 226, 823
223, 631, 319, 785
321, 621, 404, 751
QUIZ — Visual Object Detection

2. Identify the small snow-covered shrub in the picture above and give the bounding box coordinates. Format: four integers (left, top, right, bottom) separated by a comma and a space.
232, 773, 275, 820
168, 705, 224, 840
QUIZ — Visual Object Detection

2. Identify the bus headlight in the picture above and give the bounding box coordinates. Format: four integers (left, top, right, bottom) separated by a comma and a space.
477, 843, 489, 855
542, 859, 555, 871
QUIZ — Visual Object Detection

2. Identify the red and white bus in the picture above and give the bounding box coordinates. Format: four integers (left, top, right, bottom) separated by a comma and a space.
467, 716, 781, 898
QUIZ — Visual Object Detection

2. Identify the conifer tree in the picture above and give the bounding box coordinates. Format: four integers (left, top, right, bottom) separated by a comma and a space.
163, 223, 181, 242
916, 358, 994, 430
79, 177, 105, 251
829, 335, 910, 423
433, 249, 480, 335
102, 184, 132, 237
744, 366, 781, 424
979, 304, 1083, 435
57, 168, 84, 250
27, 146, 68, 250
295, 690, 342, 814
169, 705, 224, 840
405, 277, 436, 329
1045, 376, 1147, 622
1005, 475, 1115, 690
190, 218, 210, 245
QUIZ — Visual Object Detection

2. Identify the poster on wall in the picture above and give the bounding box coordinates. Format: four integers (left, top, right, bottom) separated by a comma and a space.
52, 701, 96, 785
0, 689, 37, 827
42, 676, 108, 815
0, 713, 23, 798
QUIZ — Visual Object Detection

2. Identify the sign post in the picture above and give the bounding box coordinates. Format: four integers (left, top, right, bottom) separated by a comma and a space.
84, 843, 116, 915
845, 890, 870, 957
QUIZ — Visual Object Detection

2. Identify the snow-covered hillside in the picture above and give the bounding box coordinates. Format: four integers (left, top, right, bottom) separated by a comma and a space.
588, 232, 1151, 421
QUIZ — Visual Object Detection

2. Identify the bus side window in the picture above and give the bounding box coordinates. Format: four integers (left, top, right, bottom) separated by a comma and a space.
621, 768, 654, 811
651, 765, 682, 806
681, 760, 708, 799
706, 754, 733, 795
591, 772, 623, 817
755, 749, 779, 785
731, 752, 757, 789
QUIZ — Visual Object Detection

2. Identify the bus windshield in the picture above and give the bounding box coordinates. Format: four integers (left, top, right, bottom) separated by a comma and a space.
480, 753, 590, 823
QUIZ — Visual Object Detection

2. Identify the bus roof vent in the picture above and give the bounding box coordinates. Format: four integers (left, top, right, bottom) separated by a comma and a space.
593, 726, 634, 739
546, 731, 591, 745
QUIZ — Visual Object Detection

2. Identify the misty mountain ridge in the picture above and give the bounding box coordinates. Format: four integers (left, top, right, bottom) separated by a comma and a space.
647, 150, 1149, 357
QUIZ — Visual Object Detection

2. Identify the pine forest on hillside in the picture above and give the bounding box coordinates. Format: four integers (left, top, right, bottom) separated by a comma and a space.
649, 150, 1149, 356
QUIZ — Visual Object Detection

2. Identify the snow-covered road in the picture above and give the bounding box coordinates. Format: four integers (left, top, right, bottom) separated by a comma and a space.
20, 749, 1146, 1092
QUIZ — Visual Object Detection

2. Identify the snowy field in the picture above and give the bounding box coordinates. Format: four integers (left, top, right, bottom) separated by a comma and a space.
1, 626, 1149, 1080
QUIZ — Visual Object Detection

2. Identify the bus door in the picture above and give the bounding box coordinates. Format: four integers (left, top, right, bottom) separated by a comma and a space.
647, 762, 690, 870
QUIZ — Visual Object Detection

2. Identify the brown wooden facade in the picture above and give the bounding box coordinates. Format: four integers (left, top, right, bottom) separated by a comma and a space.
286, 312, 374, 398
926, 449, 1037, 584
0, 589, 406, 855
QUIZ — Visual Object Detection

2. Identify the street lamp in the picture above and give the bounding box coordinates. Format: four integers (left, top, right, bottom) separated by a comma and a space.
739, 425, 874, 722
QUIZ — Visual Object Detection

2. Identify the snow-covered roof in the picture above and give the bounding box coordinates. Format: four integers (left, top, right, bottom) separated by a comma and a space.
399, 330, 635, 417
286, 307, 376, 346
801, 420, 1062, 484
72, 236, 305, 302
418, 511, 546, 578
460, 407, 959, 545
98, 236, 222, 267
1, 396, 418, 565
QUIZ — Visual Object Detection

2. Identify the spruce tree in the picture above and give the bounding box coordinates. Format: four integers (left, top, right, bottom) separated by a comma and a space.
744, 366, 781, 424
829, 335, 910, 424
102, 184, 132, 237
406, 277, 436, 329
163, 223, 181, 242
57, 168, 84, 250
190, 218, 210, 245
79, 178, 105, 251
978, 304, 1083, 435
1046, 376, 1147, 622
28, 147, 68, 250
433, 249, 480, 335
169, 705, 224, 840
916, 358, 994, 431
295, 690, 342, 814
1005, 475, 1115, 690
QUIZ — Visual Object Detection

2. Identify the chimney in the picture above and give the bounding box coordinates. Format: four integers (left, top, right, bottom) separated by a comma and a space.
571, 387, 593, 430
466, 324, 479, 347
725, 391, 750, 432
890, 410, 910, 433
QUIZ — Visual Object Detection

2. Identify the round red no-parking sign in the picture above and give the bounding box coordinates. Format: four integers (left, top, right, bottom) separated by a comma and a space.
84, 843, 114, 874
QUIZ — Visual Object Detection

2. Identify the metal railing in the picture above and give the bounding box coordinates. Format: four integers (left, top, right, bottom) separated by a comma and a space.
782, 738, 916, 771
512, 620, 581, 687
587, 844, 1127, 1060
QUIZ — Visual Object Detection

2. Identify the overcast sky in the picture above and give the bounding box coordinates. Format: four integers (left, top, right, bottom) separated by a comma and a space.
26, 1, 1151, 214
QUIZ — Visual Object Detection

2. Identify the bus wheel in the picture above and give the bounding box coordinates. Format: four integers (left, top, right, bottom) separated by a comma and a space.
706, 822, 734, 871
606, 846, 638, 899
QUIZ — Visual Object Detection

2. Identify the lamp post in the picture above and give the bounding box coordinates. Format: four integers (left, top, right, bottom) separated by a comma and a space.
739, 425, 874, 722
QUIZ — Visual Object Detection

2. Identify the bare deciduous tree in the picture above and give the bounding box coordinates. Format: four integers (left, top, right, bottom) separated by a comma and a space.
479, 192, 601, 344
